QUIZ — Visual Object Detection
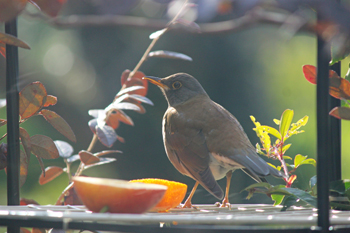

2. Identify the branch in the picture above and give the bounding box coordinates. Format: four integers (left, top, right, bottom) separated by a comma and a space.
23, 8, 316, 35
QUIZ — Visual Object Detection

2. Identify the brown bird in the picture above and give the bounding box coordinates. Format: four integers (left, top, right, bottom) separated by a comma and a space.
144, 73, 284, 208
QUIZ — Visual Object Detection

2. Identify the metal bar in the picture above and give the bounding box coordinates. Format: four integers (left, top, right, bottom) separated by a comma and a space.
329, 61, 341, 181
5, 18, 20, 233
316, 21, 331, 233
0, 218, 318, 233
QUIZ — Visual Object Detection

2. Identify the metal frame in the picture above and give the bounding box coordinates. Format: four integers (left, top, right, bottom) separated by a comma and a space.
2, 6, 346, 233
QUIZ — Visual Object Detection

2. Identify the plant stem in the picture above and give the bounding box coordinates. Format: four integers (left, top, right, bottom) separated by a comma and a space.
55, 182, 74, 205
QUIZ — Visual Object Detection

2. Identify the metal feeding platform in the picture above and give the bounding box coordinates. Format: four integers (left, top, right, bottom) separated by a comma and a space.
1, 204, 350, 232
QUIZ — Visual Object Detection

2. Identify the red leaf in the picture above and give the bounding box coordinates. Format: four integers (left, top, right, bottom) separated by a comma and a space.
0, 43, 5, 58
30, 135, 59, 159
0, 31, 30, 49
120, 70, 148, 97
329, 74, 350, 100
79, 150, 100, 165
19, 127, 31, 162
302, 65, 317, 84
20, 198, 40, 205
19, 82, 47, 119
20, 150, 28, 187
43, 95, 57, 107
40, 109, 76, 143
330, 107, 350, 120
20, 228, 31, 233
29, 0, 67, 17
39, 166, 64, 185
0, 0, 27, 22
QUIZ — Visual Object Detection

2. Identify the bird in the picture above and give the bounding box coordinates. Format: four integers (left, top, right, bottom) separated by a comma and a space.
143, 73, 285, 208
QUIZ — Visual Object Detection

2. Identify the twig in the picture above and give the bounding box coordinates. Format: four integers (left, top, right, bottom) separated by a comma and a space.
23, 8, 315, 35
55, 182, 74, 205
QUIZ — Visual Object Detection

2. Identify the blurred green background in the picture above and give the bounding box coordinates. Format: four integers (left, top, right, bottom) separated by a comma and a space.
1, 0, 350, 207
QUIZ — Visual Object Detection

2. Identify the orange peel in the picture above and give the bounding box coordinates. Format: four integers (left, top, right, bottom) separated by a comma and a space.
130, 178, 187, 212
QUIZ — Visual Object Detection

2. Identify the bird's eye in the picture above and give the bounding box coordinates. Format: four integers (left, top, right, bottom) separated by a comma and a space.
172, 81, 182, 89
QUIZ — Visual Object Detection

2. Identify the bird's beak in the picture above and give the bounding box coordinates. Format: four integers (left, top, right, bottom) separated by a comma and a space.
143, 76, 169, 90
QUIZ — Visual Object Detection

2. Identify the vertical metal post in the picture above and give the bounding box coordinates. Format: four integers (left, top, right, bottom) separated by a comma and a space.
329, 61, 341, 181
5, 18, 20, 233
316, 26, 331, 233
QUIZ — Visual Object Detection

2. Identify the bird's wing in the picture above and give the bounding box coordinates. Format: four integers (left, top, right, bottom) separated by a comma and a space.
163, 108, 224, 200
205, 102, 285, 179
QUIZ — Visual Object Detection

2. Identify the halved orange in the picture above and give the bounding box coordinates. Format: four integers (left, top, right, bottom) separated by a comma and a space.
130, 178, 187, 212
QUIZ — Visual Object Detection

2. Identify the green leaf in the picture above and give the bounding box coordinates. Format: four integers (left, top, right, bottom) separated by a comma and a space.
279, 109, 294, 141
271, 194, 284, 206
289, 116, 308, 136
294, 154, 316, 168
281, 195, 300, 211
281, 187, 317, 207
330, 40, 350, 65
345, 63, 350, 82
283, 155, 292, 160
310, 175, 317, 189
273, 119, 280, 125
256, 125, 281, 140
40, 110, 76, 143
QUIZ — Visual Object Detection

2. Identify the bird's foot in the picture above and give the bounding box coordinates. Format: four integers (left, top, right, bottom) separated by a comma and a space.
215, 201, 231, 210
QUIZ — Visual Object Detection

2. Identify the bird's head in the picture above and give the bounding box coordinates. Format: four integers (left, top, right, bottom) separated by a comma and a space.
143, 73, 208, 107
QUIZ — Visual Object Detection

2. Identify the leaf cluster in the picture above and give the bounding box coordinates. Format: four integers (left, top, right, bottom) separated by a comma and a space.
248, 109, 316, 210
0, 82, 75, 187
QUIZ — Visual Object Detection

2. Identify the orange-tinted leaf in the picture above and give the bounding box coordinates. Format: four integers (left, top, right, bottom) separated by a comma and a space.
30, 135, 59, 159
20, 198, 39, 205
64, 185, 83, 205
43, 95, 57, 107
94, 150, 122, 157
19, 82, 47, 119
0, 0, 27, 22
20, 228, 31, 233
39, 166, 64, 185
106, 111, 120, 129
20, 150, 28, 187
117, 135, 125, 143
79, 150, 100, 165
40, 109, 76, 143
96, 125, 117, 148
302, 65, 317, 84
120, 70, 148, 96
29, 0, 67, 17
329, 74, 350, 100
0, 31, 30, 49
84, 157, 116, 170
0, 119, 7, 127
19, 127, 31, 162
0, 43, 5, 57
115, 110, 134, 125
330, 107, 350, 120
31, 228, 45, 233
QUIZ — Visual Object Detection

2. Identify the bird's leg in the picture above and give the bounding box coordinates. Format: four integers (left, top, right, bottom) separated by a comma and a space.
220, 170, 232, 208
182, 181, 199, 208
